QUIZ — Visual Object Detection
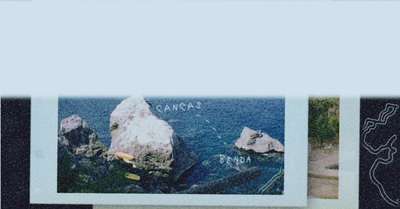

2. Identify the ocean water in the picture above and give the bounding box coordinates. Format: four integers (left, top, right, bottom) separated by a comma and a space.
58, 97, 285, 194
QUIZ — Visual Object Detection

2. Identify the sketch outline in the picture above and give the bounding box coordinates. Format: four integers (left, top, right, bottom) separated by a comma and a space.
361, 103, 400, 207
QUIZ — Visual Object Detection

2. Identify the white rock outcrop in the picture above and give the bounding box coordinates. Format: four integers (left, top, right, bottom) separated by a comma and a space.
108, 96, 197, 181
59, 114, 107, 157
235, 127, 284, 154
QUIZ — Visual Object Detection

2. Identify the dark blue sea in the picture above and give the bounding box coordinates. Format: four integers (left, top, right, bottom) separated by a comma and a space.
59, 97, 285, 194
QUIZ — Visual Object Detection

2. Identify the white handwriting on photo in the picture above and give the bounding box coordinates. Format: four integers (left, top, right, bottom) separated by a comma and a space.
220, 155, 251, 164
156, 102, 202, 113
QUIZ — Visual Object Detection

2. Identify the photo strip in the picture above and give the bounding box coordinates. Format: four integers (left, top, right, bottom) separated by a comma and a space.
308, 97, 340, 199
360, 98, 400, 208
30, 95, 308, 207
306, 97, 359, 209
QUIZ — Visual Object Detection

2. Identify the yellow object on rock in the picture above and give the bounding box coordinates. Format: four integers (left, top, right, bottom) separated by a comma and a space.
115, 152, 137, 168
125, 172, 140, 181
114, 152, 135, 160
123, 158, 137, 168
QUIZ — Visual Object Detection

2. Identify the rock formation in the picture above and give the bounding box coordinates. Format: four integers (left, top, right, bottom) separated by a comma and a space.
235, 127, 284, 154
59, 114, 108, 158
107, 95, 197, 182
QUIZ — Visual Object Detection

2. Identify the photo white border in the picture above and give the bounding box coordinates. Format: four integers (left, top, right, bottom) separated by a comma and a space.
30, 96, 308, 207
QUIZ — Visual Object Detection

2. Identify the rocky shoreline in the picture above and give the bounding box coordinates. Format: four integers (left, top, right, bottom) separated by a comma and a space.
58, 96, 284, 194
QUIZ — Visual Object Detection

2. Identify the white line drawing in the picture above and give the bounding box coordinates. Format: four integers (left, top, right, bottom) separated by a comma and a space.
193, 114, 222, 140
258, 167, 283, 194
361, 103, 400, 207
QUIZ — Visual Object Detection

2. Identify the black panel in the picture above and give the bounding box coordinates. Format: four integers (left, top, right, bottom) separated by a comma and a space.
1, 98, 92, 209
360, 98, 400, 209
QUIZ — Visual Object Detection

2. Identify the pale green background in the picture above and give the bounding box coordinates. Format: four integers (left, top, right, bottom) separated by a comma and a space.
2, 0, 397, 207
1, 2, 400, 96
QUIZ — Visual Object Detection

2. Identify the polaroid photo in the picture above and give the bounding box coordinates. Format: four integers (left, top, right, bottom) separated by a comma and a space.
30, 95, 308, 207
306, 97, 359, 209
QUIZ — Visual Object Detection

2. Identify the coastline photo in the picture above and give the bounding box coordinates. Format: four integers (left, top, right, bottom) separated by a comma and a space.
307, 97, 340, 199
57, 96, 285, 195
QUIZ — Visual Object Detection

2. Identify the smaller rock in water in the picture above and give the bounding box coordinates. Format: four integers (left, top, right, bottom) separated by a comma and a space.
235, 127, 284, 154
59, 114, 108, 158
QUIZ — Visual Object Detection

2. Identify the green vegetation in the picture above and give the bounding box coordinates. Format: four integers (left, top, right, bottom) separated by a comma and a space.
308, 98, 340, 146
58, 150, 78, 193
58, 155, 140, 193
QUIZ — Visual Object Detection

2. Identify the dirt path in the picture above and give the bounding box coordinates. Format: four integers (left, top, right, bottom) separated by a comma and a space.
308, 143, 339, 199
